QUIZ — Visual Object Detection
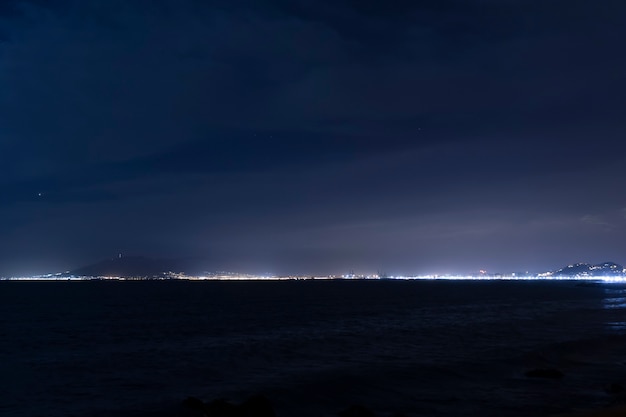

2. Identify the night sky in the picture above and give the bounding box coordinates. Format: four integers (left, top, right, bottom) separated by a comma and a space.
1, 0, 625, 276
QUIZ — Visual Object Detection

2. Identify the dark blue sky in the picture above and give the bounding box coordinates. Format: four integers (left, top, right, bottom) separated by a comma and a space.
1, 0, 625, 276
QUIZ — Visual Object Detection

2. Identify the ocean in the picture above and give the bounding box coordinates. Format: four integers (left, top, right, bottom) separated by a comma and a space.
1, 280, 625, 417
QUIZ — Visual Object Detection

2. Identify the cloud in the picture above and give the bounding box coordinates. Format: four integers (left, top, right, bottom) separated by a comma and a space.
1, 0, 624, 163
580, 214, 609, 225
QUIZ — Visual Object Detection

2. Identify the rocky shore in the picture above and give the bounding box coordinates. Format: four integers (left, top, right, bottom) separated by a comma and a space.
161, 379, 626, 417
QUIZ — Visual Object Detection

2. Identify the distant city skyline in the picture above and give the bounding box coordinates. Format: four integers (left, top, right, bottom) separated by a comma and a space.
2, 254, 625, 281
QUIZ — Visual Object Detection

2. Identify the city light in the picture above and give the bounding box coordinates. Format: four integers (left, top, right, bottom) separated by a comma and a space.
3, 273, 626, 282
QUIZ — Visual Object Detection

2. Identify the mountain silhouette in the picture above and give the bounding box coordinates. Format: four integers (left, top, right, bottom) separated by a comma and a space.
68, 256, 183, 277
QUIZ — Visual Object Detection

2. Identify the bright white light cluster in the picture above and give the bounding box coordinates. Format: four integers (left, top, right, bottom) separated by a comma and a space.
388, 275, 626, 282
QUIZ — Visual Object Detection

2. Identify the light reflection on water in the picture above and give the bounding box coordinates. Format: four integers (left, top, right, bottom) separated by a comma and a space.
603, 285, 626, 307
606, 321, 626, 331
603, 287, 626, 331
603, 297, 626, 309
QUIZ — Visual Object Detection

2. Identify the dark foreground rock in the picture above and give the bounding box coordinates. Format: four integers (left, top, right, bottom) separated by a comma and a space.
239, 395, 275, 417
338, 405, 378, 417
181, 395, 275, 417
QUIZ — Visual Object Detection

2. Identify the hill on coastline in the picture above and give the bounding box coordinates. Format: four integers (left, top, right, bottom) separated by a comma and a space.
551, 262, 624, 277
67, 256, 188, 278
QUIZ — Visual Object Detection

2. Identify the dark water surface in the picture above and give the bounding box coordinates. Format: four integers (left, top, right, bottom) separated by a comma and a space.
1, 280, 626, 417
